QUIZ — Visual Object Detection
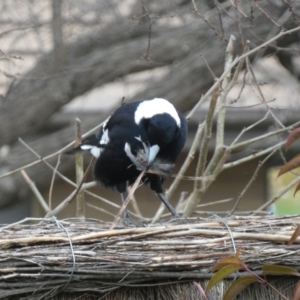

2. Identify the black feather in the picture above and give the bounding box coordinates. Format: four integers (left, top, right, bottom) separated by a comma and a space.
70, 98, 188, 224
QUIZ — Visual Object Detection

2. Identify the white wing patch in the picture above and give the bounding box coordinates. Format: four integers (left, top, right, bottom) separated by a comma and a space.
80, 144, 101, 158
100, 128, 109, 145
80, 145, 93, 150
134, 98, 181, 126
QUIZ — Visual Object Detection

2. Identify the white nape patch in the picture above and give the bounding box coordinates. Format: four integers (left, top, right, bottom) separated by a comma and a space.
100, 128, 109, 145
90, 146, 101, 158
148, 144, 160, 165
80, 145, 93, 150
134, 98, 181, 126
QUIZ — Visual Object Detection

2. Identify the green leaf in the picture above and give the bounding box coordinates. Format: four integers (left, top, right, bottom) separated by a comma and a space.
206, 265, 242, 292
223, 276, 258, 300
288, 225, 300, 245
286, 128, 300, 150
278, 153, 300, 178
262, 264, 300, 277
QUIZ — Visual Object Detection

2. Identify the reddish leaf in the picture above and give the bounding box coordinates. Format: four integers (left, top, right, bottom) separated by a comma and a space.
193, 281, 208, 300
286, 128, 300, 150
278, 153, 300, 178
293, 280, 300, 300
212, 255, 246, 272
262, 264, 300, 277
206, 265, 242, 292
288, 225, 300, 245
294, 182, 300, 197
223, 276, 259, 300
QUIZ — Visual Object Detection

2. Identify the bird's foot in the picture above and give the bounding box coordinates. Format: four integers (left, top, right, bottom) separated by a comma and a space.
123, 215, 147, 227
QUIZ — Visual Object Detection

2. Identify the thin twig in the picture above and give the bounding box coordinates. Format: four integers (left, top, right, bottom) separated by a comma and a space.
110, 171, 145, 229
0, 120, 106, 180
86, 202, 119, 218
252, 173, 300, 215
48, 154, 61, 210
223, 141, 285, 169
45, 158, 95, 218
75, 118, 85, 220
216, 34, 236, 148
230, 149, 276, 215
230, 120, 300, 153
181, 84, 219, 217
229, 110, 270, 146
20, 170, 50, 213
187, 26, 300, 119
152, 123, 205, 222
127, 186, 143, 219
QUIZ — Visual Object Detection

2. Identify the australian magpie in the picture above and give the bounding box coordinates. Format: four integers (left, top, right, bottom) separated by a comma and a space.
73, 98, 187, 225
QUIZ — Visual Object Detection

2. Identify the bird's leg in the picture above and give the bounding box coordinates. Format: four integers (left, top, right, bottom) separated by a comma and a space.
120, 193, 146, 227
156, 193, 180, 218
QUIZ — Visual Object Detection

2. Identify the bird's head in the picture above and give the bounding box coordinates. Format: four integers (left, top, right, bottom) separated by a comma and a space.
134, 98, 181, 167
142, 113, 179, 167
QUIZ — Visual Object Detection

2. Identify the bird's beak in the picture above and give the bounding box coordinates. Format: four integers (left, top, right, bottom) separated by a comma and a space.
148, 145, 160, 167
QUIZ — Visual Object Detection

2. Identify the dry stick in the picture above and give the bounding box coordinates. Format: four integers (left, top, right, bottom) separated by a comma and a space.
151, 123, 205, 223
224, 141, 285, 170
229, 120, 300, 152
246, 56, 284, 128
75, 118, 85, 220
229, 149, 277, 215
216, 34, 236, 148
18, 138, 133, 217
86, 202, 118, 218
182, 84, 219, 217
1, 26, 299, 184
186, 25, 300, 120
196, 210, 271, 215
20, 170, 50, 213
196, 84, 219, 191
44, 157, 95, 218
127, 186, 143, 219
110, 171, 145, 230
0, 119, 106, 180
252, 173, 300, 215
197, 197, 233, 208
191, 0, 227, 41
18, 137, 80, 189
48, 154, 61, 210
2, 224, 299, 246
85, 190, 149, 220
230, 110, 270, 147
183, 35, 240, 217
0, 217, 50, 231
164, 198, 233, 218
19, 136, 143, 218
180, 39, 247, 217
201, 146, 227, 190
226, 99, 276, 109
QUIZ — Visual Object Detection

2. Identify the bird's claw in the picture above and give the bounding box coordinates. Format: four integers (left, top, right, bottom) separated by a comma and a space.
123, 216, 147, 227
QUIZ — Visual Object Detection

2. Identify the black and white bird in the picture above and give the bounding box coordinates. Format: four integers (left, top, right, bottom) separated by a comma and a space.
73, 98, 187, 225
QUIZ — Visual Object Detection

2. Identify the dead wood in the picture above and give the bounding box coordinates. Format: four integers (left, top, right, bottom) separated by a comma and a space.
0, 216, 299, 299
